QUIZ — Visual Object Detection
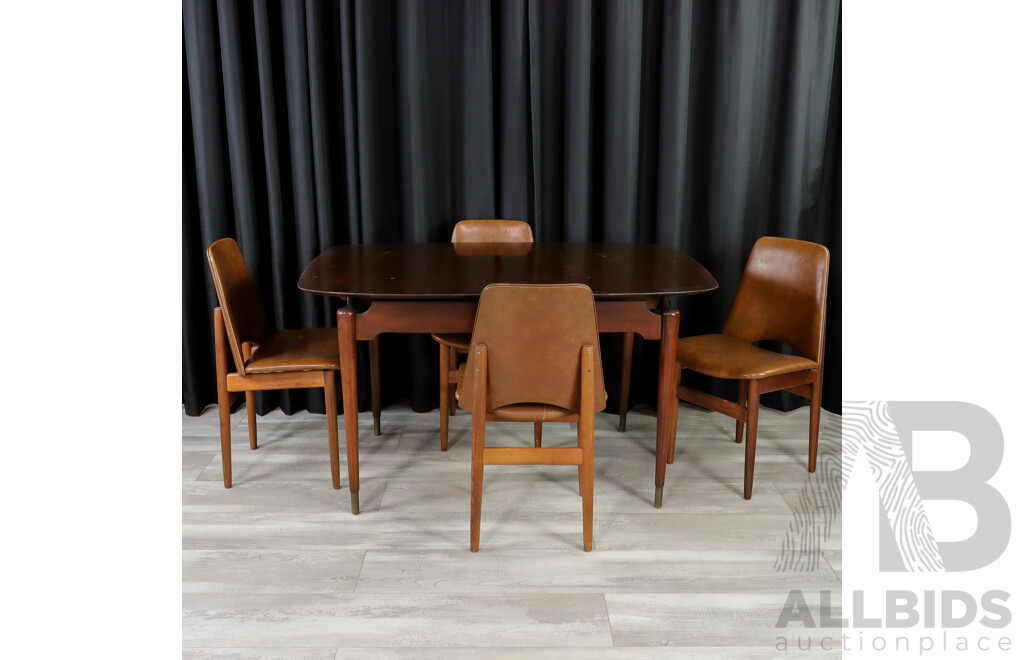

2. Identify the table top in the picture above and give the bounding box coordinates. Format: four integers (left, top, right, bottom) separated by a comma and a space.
298, 242, 717, 299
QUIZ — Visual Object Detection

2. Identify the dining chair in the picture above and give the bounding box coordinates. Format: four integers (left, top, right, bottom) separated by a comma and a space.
434, 219, 637, 449
671, 236, 829, 499
433, 220, 536, 451
457, 283, 607, 551
206, 237, 341, 490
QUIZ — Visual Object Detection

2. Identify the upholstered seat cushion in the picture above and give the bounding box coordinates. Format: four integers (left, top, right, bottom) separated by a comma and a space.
432, 332, 472, 351
677, 334, 817, 380
456, 364, 608, 420
490, 402, 576, 421
245, 328, 340, 373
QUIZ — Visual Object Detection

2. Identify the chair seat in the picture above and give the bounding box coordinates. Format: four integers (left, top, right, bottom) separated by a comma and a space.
245, 328, 340, 373
455, 366, 607, 419
432, 332, 472, 351
677, 334, 817, 380
491, 402, 576, 422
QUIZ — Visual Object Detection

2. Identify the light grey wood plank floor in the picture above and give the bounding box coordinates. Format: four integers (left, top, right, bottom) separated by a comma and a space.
183, 402, 842, 658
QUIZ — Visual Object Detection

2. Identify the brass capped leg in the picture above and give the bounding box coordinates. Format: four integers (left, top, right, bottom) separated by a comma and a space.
654, 486, 663, 509
373, 416, 381, 437
350, 492, 360, 515
618, 413, 627, 433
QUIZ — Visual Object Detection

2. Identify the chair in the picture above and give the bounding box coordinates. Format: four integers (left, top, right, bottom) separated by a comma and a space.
457, 284, 607, 551
433, 220, 536, 451
434, 219, 637, 450
672, 236, 829, 500
206, 238, 341, 489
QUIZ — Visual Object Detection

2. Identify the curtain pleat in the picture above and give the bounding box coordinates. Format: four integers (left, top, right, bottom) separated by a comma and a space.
183, 0, 842, 416
494, 0, 529, 222
251, 0, 288, 329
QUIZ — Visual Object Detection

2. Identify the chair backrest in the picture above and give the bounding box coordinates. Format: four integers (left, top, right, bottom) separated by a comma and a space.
721, 236, 830, 363
206, 238, 274, 374
459, 284, 606, 414
451, 219, 533, 244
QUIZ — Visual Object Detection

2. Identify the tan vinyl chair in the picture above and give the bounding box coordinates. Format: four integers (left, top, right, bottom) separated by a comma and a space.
673, 236, 829, 499
207, 238, 341, 489
457, 284, 607, 551
433, 220, 536, 451
435, 219, 637, 450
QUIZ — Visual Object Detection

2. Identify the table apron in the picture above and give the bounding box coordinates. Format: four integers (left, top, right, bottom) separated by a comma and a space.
346, 299, 664, 341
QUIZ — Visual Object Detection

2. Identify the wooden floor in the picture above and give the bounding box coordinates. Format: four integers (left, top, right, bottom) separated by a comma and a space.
183, 402, 842, 658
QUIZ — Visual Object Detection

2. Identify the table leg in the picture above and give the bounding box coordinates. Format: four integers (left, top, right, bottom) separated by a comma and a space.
338, 308, 361, 514
618, 332, 634, 432
655, 309, 680, 508
369, 336, 381, 436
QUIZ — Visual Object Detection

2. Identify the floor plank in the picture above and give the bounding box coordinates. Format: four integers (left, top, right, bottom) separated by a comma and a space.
182, 650, 338, 660
605, 591, 843, 648
330, 648, 839, 659
183, 549, 366, 594
355, 549, 838, 594
183, 592, 613, 648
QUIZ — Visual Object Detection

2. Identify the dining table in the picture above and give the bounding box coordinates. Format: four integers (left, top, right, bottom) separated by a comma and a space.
297, 242, 717, 514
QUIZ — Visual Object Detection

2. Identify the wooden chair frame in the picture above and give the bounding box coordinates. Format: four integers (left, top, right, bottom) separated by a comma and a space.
669, 237, 828, 501
214, 307, 341, 490
436, 219, 638, 451
469, 343, 596, 552
671, 364, 823, 500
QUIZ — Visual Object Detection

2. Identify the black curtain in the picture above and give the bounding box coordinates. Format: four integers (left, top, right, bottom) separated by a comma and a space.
183, 0, 841, 417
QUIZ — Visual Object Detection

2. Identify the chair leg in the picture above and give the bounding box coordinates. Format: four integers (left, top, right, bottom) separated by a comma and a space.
735, 380, 748, 443
324, 371, 341, 490
448, 347, 458, 416
469, 346, 488, 552
370, 337, 382, 436
618, 332, 633, 432
217, 384, 233, 489
534, 421, 542, 448
439, 343, 450, 451
808, 371, 823, 472
580, 345, 596, 551
245, 391, 258, 450
241, 342, 258, 450
470, 422, 484, 552
214, 308, 233, 489
743, 379, 761, 500
579, 421, 595, 551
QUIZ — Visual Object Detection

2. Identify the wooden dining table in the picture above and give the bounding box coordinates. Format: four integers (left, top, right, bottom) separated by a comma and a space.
297, 242, 717, 514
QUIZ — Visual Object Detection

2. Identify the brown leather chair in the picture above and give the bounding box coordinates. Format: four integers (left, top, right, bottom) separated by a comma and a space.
457, 284, 607, 551
434, 219, 637, 450
433, 220, 535, 451
672, 236, 829, 500
206, 238, 341, 489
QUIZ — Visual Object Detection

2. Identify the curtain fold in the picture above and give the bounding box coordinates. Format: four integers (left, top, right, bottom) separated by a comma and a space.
183, 0, 842, 417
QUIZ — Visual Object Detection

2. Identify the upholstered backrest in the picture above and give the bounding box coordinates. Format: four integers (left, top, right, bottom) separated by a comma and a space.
721, 236, 830, 363
459, 284, 606, 413
206, 238, 274, 374
451, 219, 533, 244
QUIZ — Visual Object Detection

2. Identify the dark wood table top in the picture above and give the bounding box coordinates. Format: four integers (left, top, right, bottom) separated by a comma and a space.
298, 242, 717, 299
